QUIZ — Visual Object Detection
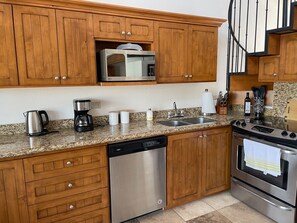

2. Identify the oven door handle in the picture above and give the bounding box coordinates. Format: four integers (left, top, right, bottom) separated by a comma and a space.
243, 135, 297, 156
232, 178, 293, 211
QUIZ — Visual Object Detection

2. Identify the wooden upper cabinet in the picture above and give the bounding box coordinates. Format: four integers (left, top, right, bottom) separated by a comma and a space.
259, 56, 279, 82
13, 5, 60, 86
189, 25, 217, 82
93, 14, 153, 42
279, 33, 297, 81
154, 22, 188, 83
0, 160, 29, 223
0, 4, 18, 86
56, 10, 96, 85
167, 131, 204, 208
204, 127, 231, 195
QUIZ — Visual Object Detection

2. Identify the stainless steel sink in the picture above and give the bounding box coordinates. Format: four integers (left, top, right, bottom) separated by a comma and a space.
182, 117, 215, 124
157, 120, 190, 127
158, 117, 215, 127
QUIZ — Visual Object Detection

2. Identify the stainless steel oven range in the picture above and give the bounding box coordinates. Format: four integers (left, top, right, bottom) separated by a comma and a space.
231, 117, 297, 223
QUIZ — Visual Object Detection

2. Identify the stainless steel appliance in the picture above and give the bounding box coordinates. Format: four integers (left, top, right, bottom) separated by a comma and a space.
23, 110, 49, 136
99, 49, 155, 81
108, 136, 166, 223
73, 99, 93, 132
231, 117, 297, 223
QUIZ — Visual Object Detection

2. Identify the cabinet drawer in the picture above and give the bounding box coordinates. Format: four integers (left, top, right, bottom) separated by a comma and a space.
29, 188, 109, 223
54, 208, 110, 223
24, 146, 107, 182
27, 168, 108, 205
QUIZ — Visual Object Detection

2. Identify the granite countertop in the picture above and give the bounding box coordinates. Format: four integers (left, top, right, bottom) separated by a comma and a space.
0, 114, 239, 160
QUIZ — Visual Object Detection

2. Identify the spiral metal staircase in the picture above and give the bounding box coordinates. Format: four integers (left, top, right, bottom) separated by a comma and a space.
227, 0, 297, 90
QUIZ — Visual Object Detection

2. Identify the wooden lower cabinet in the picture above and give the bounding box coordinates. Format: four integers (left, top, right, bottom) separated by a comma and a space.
23, 145, 110, 223
258, 56, 280, 82
167, 126, 231, 208
0, 160, 29, 223
204, 127, 231, 195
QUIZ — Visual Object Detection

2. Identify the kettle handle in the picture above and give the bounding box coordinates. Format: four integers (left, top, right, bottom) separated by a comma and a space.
38, 110, 49, 127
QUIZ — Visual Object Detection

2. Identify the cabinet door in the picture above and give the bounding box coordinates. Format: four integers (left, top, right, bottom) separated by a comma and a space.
279, 33, 297, 81
259, 56, 279, 82
203, 127, 231, 195
154, 22, 188, 83
125, 18, 153, 42
188, 25, 217, 82
167, 131, 204, 208
0, 160, 29, 223
0, 4, 18, 86
13, 6, 60, 86
57, 10, 96, 85
93, 14, 125, 40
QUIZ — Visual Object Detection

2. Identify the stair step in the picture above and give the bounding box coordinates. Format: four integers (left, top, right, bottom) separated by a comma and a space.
267, 27, 295, 35
247, 52, 266, 57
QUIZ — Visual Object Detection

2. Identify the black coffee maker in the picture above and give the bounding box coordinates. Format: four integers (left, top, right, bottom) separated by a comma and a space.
73, 99, 94, 132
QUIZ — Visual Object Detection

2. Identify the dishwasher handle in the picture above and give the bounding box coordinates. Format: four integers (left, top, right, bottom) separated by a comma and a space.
108, 135, 167, 157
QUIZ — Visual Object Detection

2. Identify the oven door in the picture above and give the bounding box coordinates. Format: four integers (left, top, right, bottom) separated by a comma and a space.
232, 132, 297, 206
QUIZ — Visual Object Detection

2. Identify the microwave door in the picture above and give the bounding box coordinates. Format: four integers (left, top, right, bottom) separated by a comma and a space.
107, 54, 126, 80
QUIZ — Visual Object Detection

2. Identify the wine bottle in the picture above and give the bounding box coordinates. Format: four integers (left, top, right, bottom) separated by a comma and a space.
244, 92, 251, 116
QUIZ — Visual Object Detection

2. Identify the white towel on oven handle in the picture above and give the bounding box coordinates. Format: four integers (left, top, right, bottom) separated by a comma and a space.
243, 139, 281, 177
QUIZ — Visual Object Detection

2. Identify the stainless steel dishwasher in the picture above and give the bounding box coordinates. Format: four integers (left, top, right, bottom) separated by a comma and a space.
108, 135, 167, 223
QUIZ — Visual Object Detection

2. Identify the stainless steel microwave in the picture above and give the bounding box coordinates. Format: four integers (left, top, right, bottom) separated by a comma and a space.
99, 49, 156, 81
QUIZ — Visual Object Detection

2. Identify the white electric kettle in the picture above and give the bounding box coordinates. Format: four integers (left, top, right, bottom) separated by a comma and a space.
23, 110, 49, 136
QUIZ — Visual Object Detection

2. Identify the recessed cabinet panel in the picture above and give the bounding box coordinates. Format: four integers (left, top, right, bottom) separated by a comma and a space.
155, 22, 188, 83
258, 56, 279, 82
13, 5, 59, 85
0, 4, 18, 86
125, 18, 153, 42
0, 160, 29, 223
189, 25, 217, 82
280, 33, 297, 81
57, 10, 96, 85
93, 14, 126, 40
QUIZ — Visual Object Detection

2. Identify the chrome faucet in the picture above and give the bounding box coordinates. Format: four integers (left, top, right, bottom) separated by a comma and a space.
168, 102, 184, 119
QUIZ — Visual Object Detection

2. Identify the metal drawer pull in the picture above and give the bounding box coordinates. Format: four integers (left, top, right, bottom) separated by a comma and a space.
203, 135, 207, 138
127, 31, 132, 36
184, 75, 189, 78
54, 76, 60, 80
67, 183, 73, 188
66, 161, 72, 165
189, 75, 193, 78
62, 76, 67, 80
69, 204, 75, 209
199, 135, 203, 138
273, 73, 278, 76
121, 31, 126, 35
232, 178, 293, 211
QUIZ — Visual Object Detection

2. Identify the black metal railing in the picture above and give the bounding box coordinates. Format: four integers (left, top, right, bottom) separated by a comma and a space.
226, 0, 297, 90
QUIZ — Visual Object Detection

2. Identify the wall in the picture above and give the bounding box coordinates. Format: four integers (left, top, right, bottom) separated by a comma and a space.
0, 0, 229, 125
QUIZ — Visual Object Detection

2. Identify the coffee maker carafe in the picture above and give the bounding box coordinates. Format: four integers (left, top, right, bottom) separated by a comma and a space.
73, 99, 94, 132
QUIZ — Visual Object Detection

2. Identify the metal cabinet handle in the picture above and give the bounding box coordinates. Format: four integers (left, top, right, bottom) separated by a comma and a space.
69, 204, 75, 209
66, 161, 72, 165
273, 73, 278, 76
54, 76, 60, 80
189, 75, 193, 78
121, 31, 126, 35
62, 76, 67, 80
184, 75, 189, 78
199, 135, 203, 138
127, 31, 132, 36
67, 183, 73, 188
203, 135, 207, 138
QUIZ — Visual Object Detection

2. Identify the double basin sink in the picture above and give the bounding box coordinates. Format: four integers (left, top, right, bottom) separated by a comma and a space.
158, 117, 215, 127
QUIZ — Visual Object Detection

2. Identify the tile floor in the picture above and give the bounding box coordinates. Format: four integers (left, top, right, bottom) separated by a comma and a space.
125, 191, 276, 223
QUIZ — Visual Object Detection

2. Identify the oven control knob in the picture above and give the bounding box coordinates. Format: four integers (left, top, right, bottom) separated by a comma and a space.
235, 121, 241, 126
281, 131, 288, 137
241, 122, 246, 127
289, 132, 296, 138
